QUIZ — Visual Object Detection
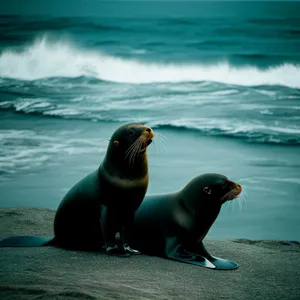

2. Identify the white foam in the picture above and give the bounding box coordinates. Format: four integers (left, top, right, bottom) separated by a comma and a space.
0, 36, 300, 88
149, 118, 300, 139
0, 129, 107, 178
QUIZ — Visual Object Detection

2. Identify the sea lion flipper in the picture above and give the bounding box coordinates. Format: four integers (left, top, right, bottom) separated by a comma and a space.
208, 256, 239, 270
0, 236, 54, 247
100, 207, 132, 257
188, 242, 239, 270
165, 238, 215, 269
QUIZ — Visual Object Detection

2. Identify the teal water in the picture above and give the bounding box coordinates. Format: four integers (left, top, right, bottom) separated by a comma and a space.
0, 1, 299, 240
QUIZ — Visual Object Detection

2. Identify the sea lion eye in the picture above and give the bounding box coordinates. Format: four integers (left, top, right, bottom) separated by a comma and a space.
128, 129, 135, 136
113, 140, 119, 147
222, 182, 227, 189
203, 187, 212, 195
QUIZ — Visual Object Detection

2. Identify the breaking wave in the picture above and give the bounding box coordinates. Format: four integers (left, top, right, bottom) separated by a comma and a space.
0, 37, 300, 88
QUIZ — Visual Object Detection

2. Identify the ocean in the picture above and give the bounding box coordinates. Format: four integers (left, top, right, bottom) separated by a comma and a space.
0, 1, 299, 240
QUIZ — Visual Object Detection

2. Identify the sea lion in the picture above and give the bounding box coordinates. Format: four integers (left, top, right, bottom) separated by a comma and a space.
129, 173, 242, 269
54, 123, 154, 255
0, 123, 154, 256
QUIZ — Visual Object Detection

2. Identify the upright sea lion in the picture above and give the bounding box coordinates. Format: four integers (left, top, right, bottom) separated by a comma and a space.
54, 123, 154, 255
0, 123, 154, 256
130, 173, 242, 269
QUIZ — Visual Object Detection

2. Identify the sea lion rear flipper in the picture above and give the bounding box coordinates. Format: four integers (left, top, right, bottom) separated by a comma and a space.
187, 242, 239, 270
165, 237, 215, 269
0, 236, 54, 247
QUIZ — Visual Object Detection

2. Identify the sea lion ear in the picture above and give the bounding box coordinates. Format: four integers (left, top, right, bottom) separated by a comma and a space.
203, 187, 212, 195
113, 140, 119, 147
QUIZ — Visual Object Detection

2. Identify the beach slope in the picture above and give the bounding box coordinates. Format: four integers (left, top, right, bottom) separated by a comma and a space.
0, 208, 299, 300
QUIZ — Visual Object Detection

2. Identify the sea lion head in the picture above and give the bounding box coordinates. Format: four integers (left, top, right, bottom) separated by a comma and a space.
109, 122, 154, 156
181, 173, 242, 214
104, 123, 154, 176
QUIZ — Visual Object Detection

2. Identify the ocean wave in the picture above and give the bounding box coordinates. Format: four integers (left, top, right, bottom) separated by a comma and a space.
148, 120, 300, 146
0, 37, 300, 88
1, 100, 299, 145
0, 129, 107, 178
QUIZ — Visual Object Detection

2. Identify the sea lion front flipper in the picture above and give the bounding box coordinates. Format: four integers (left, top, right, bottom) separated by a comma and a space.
100, 206, 130, 257
187, 242, 239, 270
165, 237, 215, 269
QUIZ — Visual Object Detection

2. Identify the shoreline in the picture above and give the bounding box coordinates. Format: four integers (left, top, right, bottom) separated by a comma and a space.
1, 207, 300, 243
0, 207, 299, 300
0, 112, 300, 240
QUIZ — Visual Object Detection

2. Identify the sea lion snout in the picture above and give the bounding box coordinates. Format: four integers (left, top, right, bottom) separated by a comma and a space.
231, 181, 242, 194
235, 183, 242, 192
142, 127, 154, 140
221, 181, 242, 203
140, 127, 154, 150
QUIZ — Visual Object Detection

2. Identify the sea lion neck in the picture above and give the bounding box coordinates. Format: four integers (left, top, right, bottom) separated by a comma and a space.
180, 194, 221, 217
102, 152, 148, 180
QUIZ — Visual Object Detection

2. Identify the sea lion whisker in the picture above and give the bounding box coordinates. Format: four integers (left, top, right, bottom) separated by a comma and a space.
135, 139, 145, 164
232, 197, 237, 212
230, 192, 240, 212
159, 137, 168, 153
152, 138, 161, 154
232, 189, 241, 199
231, 189, 244, 212
127, 140, 140, 166
152, 138, 158, 153
240, 195, 246, 211
155, 132, 168, 141
225, 191, 235, 202
225, 187, 242, 202
225, 189, 236, 199
155, 133, 168, 146
241, 189, 248, 198
243, 192, 248, 206
155, 134, 168, 153
130, 139, 143, 166
153, 135, 166, 154
126, 142, 141, 165
125, 136, 142, 154
222, 189, 238, 202
221, 193, 229, 202
221, 190, 233, 201
129, 137, 144, 166
236, 195, 243, 212
124, 141, 138, 158
124, 136, 142, 161
155, 131, 167, 139
239, 191, 247, 209
125, 145, 138, 165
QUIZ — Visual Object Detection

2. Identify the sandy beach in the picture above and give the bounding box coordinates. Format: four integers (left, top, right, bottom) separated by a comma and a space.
0, 207, 300, 300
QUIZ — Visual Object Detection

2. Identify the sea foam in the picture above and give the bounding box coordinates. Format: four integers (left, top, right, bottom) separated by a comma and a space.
0, 37, 300, 88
